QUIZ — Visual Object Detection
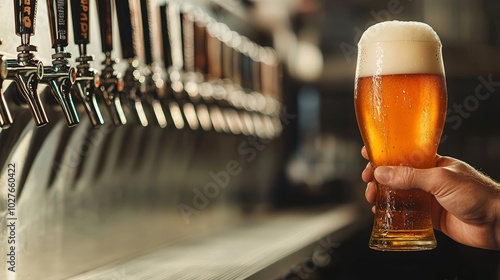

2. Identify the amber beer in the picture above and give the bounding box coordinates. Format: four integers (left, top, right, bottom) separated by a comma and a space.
354, 21, 447, 251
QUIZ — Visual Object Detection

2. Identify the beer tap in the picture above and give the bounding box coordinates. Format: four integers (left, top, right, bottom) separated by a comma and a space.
5, 0, 48, 127
0, 46, 13, 128
115, 0, 148, 127
242, 42, 278, 138
159, 2, 184, 130
70, 0, 104, 126
41, 0, 80, 127
159, 4, 172, 77
205, 20, 244, 135
191, 9, 214, 132
174, 4, 202, 130
139, 0, 167, 128
227, 36, 253, 136
96, 0, 127, 126
188, 12, 229, 133
179, 6, 204, 101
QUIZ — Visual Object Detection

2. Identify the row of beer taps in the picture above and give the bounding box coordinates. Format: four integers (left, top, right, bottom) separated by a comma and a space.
0, 0, 282, 139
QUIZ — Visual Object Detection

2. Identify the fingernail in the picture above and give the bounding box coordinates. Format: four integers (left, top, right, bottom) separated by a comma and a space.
374, 166, 393, 184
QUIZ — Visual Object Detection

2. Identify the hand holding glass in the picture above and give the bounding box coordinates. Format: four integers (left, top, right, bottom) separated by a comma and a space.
354, 21, 448, 251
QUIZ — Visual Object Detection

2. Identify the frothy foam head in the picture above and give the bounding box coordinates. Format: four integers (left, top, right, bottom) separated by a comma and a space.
356, 21, 444, 78
359, 21, 441, 44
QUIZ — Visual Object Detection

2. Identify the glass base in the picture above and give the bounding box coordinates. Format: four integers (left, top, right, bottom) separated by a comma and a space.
369, 230, 437, 251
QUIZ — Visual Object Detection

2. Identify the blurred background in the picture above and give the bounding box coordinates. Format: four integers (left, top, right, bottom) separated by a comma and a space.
0, 0, 499, 279
254, 0, 500, 278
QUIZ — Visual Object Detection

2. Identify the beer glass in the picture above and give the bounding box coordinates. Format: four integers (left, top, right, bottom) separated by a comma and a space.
354, 21, 447, 251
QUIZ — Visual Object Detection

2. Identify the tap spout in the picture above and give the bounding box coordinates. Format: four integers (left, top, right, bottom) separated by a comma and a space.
5, 58, 48, 127
41, 66, 80, 127
73, 69, 104, 126
98, 54, 127, 126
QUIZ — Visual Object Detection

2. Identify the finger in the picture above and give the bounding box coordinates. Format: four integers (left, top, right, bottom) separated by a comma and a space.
365, 181, 376, 204
373, 166, 447, 233
373, 165, 447, 196
372, 205, 376, 214
361, 146, 369, 160
362, 162, 374, 183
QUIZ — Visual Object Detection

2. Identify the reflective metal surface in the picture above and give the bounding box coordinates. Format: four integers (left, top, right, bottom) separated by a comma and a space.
0, 1, 285, 279
70, 205, 365, 280
0, 108, 282, 279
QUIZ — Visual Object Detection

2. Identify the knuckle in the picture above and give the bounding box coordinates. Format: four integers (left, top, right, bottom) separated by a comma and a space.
436, 166, 455, 180
399, 167, 416, 188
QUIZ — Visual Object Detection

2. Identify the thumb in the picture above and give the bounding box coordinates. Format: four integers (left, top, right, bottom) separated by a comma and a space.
374, 166, 435, 193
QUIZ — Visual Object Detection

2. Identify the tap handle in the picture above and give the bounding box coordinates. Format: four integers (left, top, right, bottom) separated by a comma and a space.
14, 0, 38, 38
206, 23, 222, 80
259, 50, 271, 96
70, 0, 91, 45
159, 4, 172, 68
181, 9, 195, 72
96, 0, 113, 52
114, 0, 135, 59
249, 47, 261, 92
238, 38, 256, 90
166, 2, 183, 70
46, 0, 69, 48
231, 36, 242, 85
194, 15, 207, 75
240, 50, 252, 90
139, 0, 153, 65
221, 37, 233, 80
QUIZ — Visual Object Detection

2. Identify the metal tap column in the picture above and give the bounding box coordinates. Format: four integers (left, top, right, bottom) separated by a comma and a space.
115, 0, 149, 126
70, 0, 105, 126
96, 0, 127, 126
5, 0, 48, 127
41, 0, 80, 127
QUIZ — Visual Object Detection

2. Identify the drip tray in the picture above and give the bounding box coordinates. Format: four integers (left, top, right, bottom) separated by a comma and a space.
71, 204, 367, 280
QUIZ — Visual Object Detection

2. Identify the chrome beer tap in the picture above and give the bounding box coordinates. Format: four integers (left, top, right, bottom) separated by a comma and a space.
159, 2, 185, 130
96, 0, 127, 126
70, 0, 104, 126
139, 0, 167, 128
163, 1, 185, 98
40, 0, 80, 127
115, 0, 149, 126
180, 6, 203, 103
166, 2, 201, 130
5, 0, 48, 127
